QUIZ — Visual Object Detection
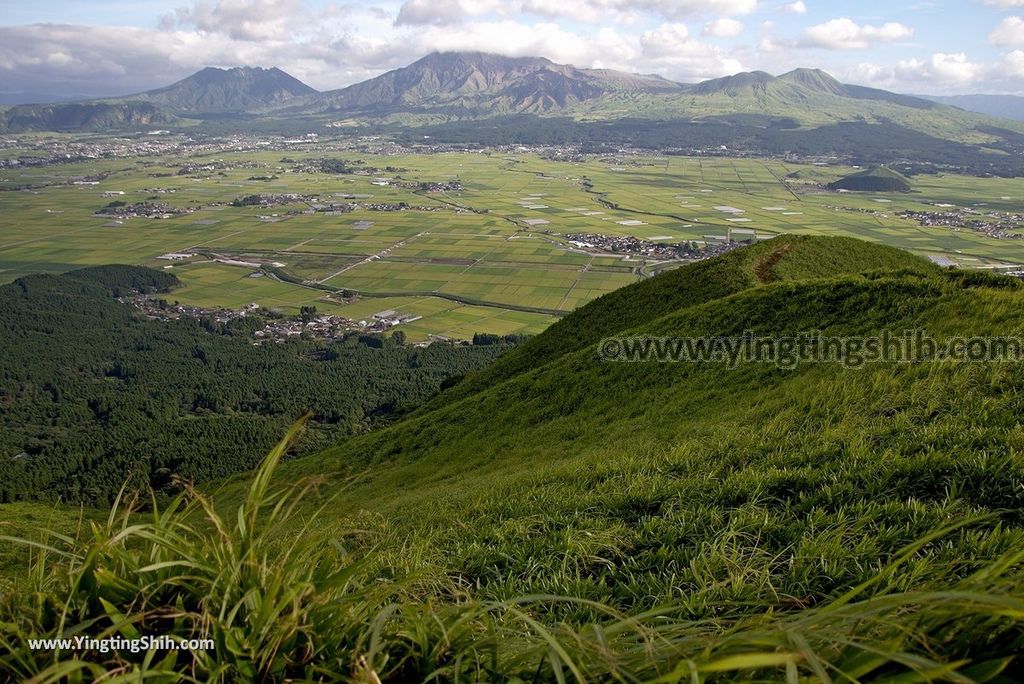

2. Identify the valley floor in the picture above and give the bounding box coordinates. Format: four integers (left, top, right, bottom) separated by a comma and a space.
2, 139, 1022, 341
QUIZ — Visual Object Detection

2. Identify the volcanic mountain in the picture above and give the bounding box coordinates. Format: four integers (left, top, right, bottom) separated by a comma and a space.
315, 51, 683, 115
131, 66, 318, 113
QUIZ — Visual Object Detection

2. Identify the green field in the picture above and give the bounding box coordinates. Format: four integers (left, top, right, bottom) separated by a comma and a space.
2, 147, 1022, 339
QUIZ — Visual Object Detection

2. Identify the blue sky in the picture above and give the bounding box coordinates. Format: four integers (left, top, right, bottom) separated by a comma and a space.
1, 0, 1022, 100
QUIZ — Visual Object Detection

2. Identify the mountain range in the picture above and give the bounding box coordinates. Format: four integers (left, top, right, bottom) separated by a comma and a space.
1, 52, 1022, 172
312, 52, 684, 115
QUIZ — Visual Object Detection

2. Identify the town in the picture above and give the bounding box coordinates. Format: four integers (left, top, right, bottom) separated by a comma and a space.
561, 232, 743, 261
230, 193, 451, 214
897, 207, 1024, 240
122, 294, 427, 344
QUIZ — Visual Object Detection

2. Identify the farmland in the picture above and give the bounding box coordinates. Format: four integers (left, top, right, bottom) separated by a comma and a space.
2, 140, 1023, 340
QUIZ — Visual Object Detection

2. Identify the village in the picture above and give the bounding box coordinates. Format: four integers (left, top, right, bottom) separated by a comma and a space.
561, 232, 743, 261
897, 207, 1024, 240
97, 201, 194, 219
122, 294, 425, 344
230, 192, 454, 214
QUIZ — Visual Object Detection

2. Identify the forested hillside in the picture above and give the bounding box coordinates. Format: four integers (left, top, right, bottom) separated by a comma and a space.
0, 266, 512, 504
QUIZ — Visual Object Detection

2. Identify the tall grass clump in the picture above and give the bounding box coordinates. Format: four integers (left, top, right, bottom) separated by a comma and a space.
2, 418, 1024, 682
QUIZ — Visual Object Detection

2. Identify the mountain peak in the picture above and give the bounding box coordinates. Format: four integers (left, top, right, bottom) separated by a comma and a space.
778, 68, 844, 94
413, 51, 553, 68
692, 71, 776, 95
138, 65, 317, 112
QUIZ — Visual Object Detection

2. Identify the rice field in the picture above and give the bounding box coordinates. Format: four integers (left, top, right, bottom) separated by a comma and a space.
1, 148, 1022, 339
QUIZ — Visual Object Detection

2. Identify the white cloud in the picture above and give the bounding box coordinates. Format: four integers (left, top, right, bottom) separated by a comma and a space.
640, 22, 690, 57
913, 52, 984, 85
982, 0, 1024, 6
394, 0, 508, 25
844, 52, 995, 93
519, 0, 623, 23
1000, 49, 1024, 78
167, 0, 307, 41
703, 18, 745, 37
412, 20, 628, 66
990, 17, 1024, 47
395, 0, 467, 26
639, 23, 744, 79
520, 0, 757, 22
781, 1, 807, 14
800, 17, 914, 50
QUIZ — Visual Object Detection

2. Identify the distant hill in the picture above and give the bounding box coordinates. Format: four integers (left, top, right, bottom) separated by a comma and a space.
305, 55, 1024, 174
827, 166, 912, 192
0, 92, 85, 106
0, 66, 318, 131
0, 101, 173, 132
128, 66, 318, 113
922, 94, 1024, 122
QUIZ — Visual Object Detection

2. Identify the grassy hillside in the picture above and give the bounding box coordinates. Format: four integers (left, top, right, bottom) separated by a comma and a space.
5, 237, 1024, 680
435, 235, 934, 404
828, 166, 913, 192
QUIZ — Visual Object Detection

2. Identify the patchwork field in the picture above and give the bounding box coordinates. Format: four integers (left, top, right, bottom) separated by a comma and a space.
1, 146, 1022, 339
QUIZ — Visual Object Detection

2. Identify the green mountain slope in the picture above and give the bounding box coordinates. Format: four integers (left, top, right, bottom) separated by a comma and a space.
568, 71, 1021, 145
7, 236, 1024, 679
258, 238, 1024, 628
434, 236, 933, 405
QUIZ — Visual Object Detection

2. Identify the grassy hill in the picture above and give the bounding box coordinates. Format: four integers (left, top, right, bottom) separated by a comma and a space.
828, 166, 913, 192
5, 236, 1024, 680
433, 236, 932, 405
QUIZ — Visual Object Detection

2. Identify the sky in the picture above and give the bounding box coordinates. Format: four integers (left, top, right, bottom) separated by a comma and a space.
1, 0, 1023, 101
